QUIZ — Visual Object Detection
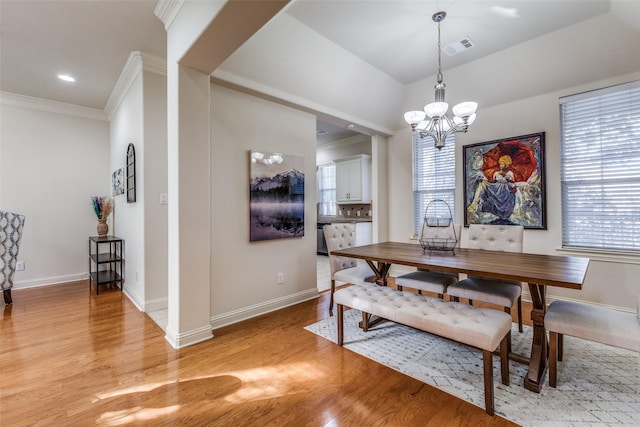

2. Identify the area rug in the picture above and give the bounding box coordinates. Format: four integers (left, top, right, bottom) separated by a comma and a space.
305, 309, 640, 426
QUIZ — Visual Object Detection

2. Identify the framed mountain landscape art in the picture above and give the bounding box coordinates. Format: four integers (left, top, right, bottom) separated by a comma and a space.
249, 150, 305, 241
463, 132, 546, 229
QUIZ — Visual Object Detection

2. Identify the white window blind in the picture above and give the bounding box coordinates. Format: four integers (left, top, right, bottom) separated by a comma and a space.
413, 133, 456, 237
318, 163, 336, 216
560, 80, 640, 252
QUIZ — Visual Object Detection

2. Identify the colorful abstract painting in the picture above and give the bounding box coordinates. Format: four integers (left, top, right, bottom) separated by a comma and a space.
463, 132, 546, 229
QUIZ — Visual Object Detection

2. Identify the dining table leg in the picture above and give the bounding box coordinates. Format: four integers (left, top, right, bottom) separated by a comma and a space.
525, 283, 548, 393
365, 260, 391, 286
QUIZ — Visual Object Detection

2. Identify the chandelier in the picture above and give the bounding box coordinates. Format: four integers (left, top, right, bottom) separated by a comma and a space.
404, 11, 477, 150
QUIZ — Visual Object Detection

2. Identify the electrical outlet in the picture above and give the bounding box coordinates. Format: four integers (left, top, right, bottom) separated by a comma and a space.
277, 272, 284, 284
16, 261, 25, 271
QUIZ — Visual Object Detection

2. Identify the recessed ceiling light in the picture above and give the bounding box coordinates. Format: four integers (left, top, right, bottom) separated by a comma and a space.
347, 124, 355, 129
58, 74, 75, 82
491, 6, 519, 18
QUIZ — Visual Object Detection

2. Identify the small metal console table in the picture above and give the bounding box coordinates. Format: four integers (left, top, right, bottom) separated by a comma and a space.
88, 235, 124, 295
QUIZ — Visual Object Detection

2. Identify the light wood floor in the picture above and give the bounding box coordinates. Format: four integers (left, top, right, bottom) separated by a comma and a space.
0, 281, 525, 426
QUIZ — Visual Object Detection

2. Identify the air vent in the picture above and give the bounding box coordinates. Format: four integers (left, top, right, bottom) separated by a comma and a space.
443, 37, 476, 56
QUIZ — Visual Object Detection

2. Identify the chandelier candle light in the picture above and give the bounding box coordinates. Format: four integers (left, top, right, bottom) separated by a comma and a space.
404, 11, 477, 149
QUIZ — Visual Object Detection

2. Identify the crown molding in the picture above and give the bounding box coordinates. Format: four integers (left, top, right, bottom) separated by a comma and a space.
0, 91, 108, 121
317, 133, 371, 151
141, 52, 168, 76
105, 51, 167, 119
154, 0, 185, 30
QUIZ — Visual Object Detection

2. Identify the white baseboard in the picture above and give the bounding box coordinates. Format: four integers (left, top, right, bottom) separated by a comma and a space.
165, 323, 213, 349
123, 288, 144, 312
13, 273, 87, 289
145, 297, 168, 313
210, 288, 319, 330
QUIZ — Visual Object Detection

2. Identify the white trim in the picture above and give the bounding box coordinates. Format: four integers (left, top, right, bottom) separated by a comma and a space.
165, 324, 213, 349
556, 247, 640, 265
211, 71, 394, 137
105, 51, 167, 119
542, 293, 635, 315
559, 79, 640, 104
210, 288, 319, 330
317, 134, 371, 151
145, 297, 168, 313
141, 52, 168, 77
13, 273, 88, 289
154, 0, 185, 30
123, 287, 144, 312
0, 92, 107, 121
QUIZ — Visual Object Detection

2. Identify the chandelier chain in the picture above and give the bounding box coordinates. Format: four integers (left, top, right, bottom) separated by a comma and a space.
403, 11, 478, 150
437, 20, 442, 82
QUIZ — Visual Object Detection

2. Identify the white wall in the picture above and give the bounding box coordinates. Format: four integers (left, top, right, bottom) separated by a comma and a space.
215, 12, 402, 136
388, 71, 640, 311
316, 135, 371, 167
209, 84, 318, 327
109, 61, 168, 312
0, 98, 109, 288
110, 73, 145, 308
142, 71, 168, 310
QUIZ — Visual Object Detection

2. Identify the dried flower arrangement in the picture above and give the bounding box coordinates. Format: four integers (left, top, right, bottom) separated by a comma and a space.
91, 196, 113, 220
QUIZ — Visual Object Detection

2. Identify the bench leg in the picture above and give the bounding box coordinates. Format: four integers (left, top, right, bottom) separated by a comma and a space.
549, 331, 557, 388
337, 304, 344, 346
482, 349, 495, 415
362, 311, 369, 332
501, 333, 510, 386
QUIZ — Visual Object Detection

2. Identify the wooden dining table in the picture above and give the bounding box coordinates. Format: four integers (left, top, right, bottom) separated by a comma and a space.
330, 241, 590, 393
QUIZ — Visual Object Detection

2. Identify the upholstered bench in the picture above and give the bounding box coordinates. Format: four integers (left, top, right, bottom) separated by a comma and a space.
334, 283, 512, 415
545, 297, 640, 387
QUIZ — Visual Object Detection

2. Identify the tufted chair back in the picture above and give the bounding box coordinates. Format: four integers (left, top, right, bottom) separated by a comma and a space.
1, 211, 26, 304
467, 224, 523, 253
323, 223, 358, 278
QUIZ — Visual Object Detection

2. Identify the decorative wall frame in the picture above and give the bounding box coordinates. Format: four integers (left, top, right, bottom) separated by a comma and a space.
249, 150, 304, 241
112, 167, 124, 196
126, 143, 136, 203
463, 132, 546, 229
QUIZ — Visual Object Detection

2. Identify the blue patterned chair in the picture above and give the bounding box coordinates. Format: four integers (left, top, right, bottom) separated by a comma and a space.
0, 211, 26, 304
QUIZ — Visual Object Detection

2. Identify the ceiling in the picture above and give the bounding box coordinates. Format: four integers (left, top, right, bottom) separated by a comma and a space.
0, 0, 622, 140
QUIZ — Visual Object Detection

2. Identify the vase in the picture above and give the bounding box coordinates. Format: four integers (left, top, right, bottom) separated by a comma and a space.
97, 219, 108, 236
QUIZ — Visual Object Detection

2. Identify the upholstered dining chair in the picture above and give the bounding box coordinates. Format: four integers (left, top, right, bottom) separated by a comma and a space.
323, 223, 376, 316
0, 210, 26, 304
395, 224, 461, 299
447, 224, 524, 333
545, 296, 640, 387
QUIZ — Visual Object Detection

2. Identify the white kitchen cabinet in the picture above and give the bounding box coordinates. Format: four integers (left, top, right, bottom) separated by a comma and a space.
335, 154, 371, 204
355, 222, 372, 247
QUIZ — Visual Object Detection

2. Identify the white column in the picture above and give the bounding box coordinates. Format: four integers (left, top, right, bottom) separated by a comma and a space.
371, 135, 388, 243
165, 62, 212, 348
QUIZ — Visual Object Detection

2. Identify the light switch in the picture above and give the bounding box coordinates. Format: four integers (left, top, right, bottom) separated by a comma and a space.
160, 194, 168, 205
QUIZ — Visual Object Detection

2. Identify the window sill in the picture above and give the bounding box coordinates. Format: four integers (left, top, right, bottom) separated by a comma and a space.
556, 247, 640, 265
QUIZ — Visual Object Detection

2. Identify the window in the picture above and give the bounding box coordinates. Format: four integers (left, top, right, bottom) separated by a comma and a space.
413, 133, 456, 237
318, 163, 336, 216
560, 80, 640, 252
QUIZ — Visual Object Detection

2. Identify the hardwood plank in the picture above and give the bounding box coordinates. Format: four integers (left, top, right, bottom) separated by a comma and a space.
0, 281, 520, 426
